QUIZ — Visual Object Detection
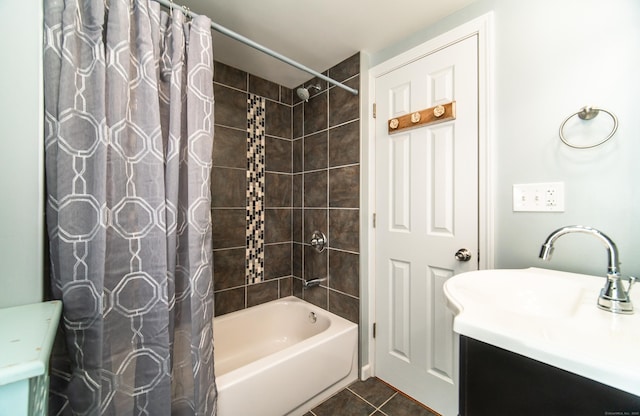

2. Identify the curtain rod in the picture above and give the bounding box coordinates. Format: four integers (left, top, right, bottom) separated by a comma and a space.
153, 0, 359, 96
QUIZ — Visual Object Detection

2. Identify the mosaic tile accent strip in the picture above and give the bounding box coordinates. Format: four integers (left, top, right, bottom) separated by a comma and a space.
246, 93, 266, 284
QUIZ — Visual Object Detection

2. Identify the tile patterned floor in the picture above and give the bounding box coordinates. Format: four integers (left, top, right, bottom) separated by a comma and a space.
305, 377, 440, 416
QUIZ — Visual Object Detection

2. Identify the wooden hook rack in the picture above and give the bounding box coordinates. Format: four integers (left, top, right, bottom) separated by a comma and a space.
388, 101, 456, 134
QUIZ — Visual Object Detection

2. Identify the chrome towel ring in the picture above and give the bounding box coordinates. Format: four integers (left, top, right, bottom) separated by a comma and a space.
559, 106, 618, 149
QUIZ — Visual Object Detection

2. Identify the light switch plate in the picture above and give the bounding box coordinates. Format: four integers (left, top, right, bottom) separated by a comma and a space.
513, 182, 565, 212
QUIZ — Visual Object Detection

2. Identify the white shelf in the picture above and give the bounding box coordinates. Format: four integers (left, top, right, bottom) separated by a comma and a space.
0, 301, 62, 386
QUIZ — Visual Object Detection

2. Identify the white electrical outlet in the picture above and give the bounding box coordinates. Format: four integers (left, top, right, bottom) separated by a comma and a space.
513, 182, 565, 212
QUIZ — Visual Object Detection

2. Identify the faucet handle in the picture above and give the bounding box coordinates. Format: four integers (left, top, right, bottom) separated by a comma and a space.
625, 276, 636, 296
310, 230, 327, 253
598, 275, 635, 314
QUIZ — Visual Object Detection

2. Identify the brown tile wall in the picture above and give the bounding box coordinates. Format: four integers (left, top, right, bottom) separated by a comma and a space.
212, 61, 293, 316
292, 53, 361, 324
211, 54, 360, 324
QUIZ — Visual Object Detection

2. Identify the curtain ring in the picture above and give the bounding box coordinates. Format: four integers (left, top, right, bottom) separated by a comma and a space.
558, 106, 618, 149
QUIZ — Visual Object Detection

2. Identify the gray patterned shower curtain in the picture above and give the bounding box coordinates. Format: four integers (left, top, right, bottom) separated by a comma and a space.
43, 0, 216, 414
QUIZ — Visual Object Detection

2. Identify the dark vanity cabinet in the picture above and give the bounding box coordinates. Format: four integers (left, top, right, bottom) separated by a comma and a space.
459, 336, 640, 416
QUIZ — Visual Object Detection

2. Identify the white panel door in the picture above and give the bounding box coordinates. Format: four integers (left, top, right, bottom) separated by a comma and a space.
374, 35, 478, 416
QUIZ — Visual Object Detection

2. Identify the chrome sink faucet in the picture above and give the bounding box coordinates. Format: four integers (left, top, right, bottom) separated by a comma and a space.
539, 225, 635, 314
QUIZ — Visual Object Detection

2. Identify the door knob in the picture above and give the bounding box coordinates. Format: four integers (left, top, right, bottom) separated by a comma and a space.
455, 248, 472, 262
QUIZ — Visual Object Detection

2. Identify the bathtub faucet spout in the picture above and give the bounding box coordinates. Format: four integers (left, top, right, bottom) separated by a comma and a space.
303, 278, 325, 289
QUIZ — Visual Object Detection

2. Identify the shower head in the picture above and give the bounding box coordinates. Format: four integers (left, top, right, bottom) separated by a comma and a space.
296, 85, 321, 102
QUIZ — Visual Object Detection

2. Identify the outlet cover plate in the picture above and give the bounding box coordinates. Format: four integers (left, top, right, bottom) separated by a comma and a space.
513, 182, 565, 212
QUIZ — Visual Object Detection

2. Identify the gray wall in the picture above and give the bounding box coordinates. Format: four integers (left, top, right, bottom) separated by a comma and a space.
372, 0, 640, 277
0, 0, 44, 308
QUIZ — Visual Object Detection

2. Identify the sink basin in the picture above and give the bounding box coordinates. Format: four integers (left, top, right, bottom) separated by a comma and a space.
444, 267, 640, 397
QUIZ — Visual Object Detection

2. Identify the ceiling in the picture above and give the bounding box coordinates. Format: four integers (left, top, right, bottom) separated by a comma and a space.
180, 0, 477, 88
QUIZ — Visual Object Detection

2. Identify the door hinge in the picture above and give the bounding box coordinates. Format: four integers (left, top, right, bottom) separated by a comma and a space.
372, 213, 376, 228
373, 103, 377, 118
373, 322, 377, 338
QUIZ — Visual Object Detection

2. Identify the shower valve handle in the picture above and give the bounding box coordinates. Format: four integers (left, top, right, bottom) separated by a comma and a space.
310, 230, 327, 253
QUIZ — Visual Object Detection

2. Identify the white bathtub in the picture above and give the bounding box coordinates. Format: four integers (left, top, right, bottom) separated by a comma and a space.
214, 296, 358, 416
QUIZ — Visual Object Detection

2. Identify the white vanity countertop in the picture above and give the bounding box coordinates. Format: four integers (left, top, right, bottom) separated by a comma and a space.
0, 301, 62, 386
444, 267, 640, 397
